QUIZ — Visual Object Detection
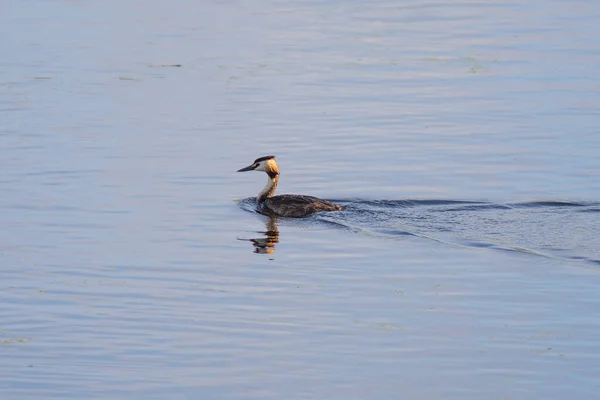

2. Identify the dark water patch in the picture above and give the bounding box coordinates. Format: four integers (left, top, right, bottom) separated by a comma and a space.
500, 246, 547, 257
461, 241, 495, 248
358, 199, 485, 209
326, 199, 486, 209
314, 217, 360, 233
364, 199, 417, 208
509, 201, 587, 208
577, 208, 600, 213
437, 204, 513, 212
327, 199, 415, 209
375, 229, 417, 237
148, 64, 183, 68
441, 237, 551, 259
405, 199, 485, 206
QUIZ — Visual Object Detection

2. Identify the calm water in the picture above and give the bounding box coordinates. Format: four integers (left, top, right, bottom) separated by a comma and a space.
2, 0, 600, 399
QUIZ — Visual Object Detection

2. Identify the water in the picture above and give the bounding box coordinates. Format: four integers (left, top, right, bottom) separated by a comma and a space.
239, 198, 600, 264
2, 0, 600, 399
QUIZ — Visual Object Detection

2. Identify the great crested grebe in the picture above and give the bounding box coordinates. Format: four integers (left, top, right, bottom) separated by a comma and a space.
237, 155, 343, 218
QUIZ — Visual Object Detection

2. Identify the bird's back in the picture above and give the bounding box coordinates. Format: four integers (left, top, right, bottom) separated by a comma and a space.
262, 194, 343, 218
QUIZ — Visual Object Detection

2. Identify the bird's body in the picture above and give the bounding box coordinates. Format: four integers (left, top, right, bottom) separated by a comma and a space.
237, 155, 343, 218
261, 194, 342, 218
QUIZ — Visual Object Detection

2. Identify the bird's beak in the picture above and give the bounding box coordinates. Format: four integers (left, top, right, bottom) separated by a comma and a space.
237, 164, 255, 172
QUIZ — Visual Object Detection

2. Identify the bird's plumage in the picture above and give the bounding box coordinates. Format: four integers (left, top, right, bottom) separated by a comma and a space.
261, 194, 342, 218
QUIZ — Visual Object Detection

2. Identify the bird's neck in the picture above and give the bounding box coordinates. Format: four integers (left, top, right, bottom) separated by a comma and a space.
258, 174, 278, 204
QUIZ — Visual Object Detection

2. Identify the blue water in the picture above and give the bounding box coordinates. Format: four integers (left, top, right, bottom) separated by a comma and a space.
2, 0, 600, 399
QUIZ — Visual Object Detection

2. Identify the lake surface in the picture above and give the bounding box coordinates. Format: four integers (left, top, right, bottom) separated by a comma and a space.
2, 0, 600, 399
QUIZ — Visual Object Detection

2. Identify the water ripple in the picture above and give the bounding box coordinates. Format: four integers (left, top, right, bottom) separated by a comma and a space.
240, 198, 600, 267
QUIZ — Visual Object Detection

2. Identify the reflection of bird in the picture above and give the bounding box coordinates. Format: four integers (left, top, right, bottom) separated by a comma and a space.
237, 155, 343, 218
248, 217, 279, 254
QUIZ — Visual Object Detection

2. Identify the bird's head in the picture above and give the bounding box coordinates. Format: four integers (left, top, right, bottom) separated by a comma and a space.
237, 155, 279, 178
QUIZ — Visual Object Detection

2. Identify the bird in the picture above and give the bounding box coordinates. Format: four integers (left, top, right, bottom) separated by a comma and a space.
237, 155, 343, 218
